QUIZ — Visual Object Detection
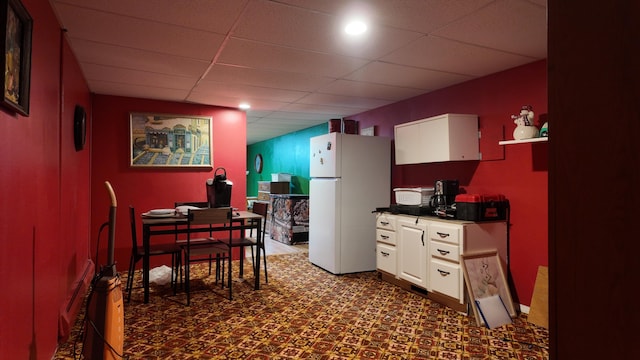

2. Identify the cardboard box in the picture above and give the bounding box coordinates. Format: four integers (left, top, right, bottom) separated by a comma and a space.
270, 181, 290, 194
455, 194, 508, 221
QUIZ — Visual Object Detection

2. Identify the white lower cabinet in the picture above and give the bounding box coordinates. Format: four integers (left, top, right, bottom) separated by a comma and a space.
376, 213, 507, 308
430, 259, 461, 299
375, 213, 397, 275
376, 243, 396, 275
397, 217, 429, 289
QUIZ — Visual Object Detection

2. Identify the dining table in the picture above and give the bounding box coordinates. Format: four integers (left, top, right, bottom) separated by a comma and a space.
140, 210, 263, 304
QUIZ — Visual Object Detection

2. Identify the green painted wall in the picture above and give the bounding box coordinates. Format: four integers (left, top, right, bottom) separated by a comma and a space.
247, 123, 327, 196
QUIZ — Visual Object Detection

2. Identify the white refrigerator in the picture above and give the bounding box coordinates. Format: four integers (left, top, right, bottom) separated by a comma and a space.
309, 132, 390, 274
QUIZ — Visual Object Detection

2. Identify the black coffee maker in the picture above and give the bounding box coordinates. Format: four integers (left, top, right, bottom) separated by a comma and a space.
430, 179, 459, 214
206, 167, 233, 208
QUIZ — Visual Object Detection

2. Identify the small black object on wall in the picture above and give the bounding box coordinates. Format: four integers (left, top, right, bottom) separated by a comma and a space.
74, 105, 86, 151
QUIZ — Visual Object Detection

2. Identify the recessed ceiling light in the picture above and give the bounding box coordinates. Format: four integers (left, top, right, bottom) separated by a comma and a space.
344, 20, 367, 35
239, 103, 251, 110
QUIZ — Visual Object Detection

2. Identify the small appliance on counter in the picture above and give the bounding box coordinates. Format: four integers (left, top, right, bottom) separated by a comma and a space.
391, 187, 435, 215
455, 194, 509, 221
430, 179, 459, 218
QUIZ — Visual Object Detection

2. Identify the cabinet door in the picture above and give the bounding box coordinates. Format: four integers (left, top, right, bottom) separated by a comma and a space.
394, 114, 479, 164
397, 218, 429, 289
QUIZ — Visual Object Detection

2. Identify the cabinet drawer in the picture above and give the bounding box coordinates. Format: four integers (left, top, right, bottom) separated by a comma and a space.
376, 213, 396, 231
429, 223, 460, 245
376, 229, 396, 245
430, 259, 461, 300
376, 243, 397, 275
430, 241, 460, 263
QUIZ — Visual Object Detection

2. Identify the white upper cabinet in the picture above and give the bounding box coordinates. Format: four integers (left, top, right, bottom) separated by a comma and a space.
394, 114, 480, 164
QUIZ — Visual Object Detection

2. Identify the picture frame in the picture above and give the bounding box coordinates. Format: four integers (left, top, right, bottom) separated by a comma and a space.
1, 0, 32, 116
130, 112, 213, 168
461, 249, 517, 326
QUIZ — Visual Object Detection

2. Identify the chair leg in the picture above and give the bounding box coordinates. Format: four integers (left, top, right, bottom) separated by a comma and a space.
227, 251, 233, 300
185, 250, 191, 306
262, 246, 268, 284
125, 254, 136, 302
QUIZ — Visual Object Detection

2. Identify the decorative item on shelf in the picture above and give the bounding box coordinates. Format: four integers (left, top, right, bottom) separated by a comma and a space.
539, 121, 549, 137
511, 105, 538, 140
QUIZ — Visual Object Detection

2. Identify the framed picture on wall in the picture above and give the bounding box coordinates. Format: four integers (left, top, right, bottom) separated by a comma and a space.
129, 112, 213, 168
1, 0, 32, 116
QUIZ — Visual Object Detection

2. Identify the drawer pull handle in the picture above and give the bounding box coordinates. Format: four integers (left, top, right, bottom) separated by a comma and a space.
380, 251, 390, 257
380, 221, 389, 226
436, 232, 450, 238
437, 249, 450, 256
437, 269, 450, 276
380, 234, 389, 239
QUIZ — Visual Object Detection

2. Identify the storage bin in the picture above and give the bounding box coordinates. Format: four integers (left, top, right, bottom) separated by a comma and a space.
394, 187, 434, 206
455, 194, 508, 221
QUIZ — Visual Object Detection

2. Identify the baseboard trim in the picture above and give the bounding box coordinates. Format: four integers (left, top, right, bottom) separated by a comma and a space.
58, 259, 95, 342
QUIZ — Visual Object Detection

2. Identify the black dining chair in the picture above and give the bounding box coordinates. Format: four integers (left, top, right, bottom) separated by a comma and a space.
174, 201, 216, 277
125, 206, 182, 302
247, 201, 269, 284
191, 207, 257, 300
183, 208, 231, 305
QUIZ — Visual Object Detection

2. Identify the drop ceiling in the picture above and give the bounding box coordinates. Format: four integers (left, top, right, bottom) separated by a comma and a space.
50, 0, 547, 144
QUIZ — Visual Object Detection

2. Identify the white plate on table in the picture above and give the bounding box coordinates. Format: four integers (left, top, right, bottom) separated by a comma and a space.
149, 208, 175, 215
143, 208, 176, 218
142, 212, 176, 218
175, 205, 205, 216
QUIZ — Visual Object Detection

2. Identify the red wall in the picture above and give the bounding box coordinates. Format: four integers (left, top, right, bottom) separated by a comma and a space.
0, 0, 93, 358
90, 96, 247, 271
351, 60, 548, 306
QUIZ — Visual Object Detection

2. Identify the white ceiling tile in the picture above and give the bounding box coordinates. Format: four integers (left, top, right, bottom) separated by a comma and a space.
52, 0, 250, 33
82, 64, 197, 90
297, 93, 393, 109
344, 61, 473, 90
381, 36, 537, 76
203, 64, 335, 92
56, 3, 224, 60
319, 80, 427, 101
432, 0, 547, 58
218, 39, 370, 78
192, 81, 308, 103
88, 81, 191, 101
70, 39, 211, 77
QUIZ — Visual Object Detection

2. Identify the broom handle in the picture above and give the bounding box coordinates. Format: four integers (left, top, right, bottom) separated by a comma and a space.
104, 181, 117, 269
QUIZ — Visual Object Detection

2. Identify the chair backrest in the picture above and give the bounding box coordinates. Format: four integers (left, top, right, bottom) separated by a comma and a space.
188, 207, 231, 226
251, 201, 269, 234
129, 206, 140, 257
186, 207, 233, 243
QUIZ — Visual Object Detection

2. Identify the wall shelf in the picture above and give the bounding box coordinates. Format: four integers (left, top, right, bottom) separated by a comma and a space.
499, 137, 548, 145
